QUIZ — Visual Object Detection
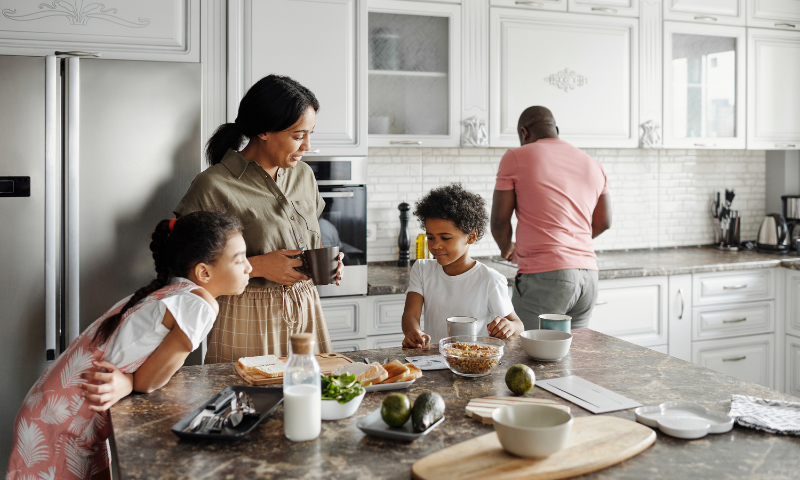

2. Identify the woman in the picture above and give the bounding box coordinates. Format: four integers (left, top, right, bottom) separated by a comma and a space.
174, 74, 339, 362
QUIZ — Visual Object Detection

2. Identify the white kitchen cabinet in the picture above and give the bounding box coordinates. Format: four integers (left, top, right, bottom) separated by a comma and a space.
785, 334, 800, 397
662, 22, 746, 149
591, 276, 668, 348
320, 296, 368, 341
785, 269, 800, 336
692, 268, 776, 306
490, 0, 568, 13
692, 301, 775, 340
332, 338, 369, 353
664, 0, 746, 25
228, 0, 367, 156
367, 0, 461, 147
368, 333, 407, 349
489, 8, 638, 148
568, 0, 639, 18
366, 294, 406, 335
748, 0, 800, 29
692, 333, 775, 388
0, 0, 199, 61
747, 28, 800, 150
668, 274, 693, 362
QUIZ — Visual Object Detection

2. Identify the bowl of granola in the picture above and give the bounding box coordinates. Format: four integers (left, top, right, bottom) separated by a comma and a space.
439, 336, 505, 377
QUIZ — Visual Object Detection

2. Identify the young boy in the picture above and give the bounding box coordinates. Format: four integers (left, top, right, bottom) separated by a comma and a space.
401, 184, 524, 348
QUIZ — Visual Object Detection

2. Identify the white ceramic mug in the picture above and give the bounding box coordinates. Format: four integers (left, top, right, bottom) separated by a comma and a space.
447, 316, 478, 337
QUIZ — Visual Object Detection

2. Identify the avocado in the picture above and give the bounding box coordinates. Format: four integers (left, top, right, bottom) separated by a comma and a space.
381, 393, 412, 427
411, 391, 445, 432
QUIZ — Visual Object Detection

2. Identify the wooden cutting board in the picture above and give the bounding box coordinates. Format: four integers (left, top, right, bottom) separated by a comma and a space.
466, 396, 570, 424
412, 416, 655, 480
235, 352, 354, 385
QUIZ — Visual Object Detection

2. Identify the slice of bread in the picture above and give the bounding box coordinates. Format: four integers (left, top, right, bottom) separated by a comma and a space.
381, 360, 410, 383
254, 364, 286, 378
331, 362, 381, 382
404, 363, 422, 379
361, 363, 389, 386
237, 355, 283, 375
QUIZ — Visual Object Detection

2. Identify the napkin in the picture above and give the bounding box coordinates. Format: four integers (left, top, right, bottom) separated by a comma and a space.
728, 394, 800, 436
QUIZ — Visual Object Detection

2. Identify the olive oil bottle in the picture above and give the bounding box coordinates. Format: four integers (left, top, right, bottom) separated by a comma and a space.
415, 234, 429, 260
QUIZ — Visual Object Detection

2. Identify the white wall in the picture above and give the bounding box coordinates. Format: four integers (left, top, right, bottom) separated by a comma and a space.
366, 147, 766, 262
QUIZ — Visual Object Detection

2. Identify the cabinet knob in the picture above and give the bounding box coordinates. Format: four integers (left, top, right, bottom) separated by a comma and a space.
722, 355, 746, 362
694, 16, 718, 21
722, 318, 747, 324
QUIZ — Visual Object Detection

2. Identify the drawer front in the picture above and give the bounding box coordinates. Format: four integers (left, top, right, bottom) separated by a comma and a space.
692, 269, 775, 306
320, 296, 366, 341
691, 301, 775, 341
367, 333, 406, 350
785, 270, 800, 336
692, 334, 774, 389
591, 276, 668, 347
786, 335, 800, 397
331, 338, 369, 353
367, 294, 407, 336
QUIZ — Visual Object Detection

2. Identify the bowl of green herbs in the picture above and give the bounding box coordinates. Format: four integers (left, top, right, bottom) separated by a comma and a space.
320, 373, 366, 420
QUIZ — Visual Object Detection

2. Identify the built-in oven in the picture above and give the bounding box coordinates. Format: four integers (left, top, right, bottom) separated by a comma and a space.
306, 157, 367, 297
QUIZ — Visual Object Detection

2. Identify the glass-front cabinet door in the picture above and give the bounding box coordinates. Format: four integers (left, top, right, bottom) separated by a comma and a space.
663, 22, 746, 149
367, 0, 461, 147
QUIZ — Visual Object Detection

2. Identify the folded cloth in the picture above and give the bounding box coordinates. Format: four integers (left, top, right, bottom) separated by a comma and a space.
729, 394, 800, 436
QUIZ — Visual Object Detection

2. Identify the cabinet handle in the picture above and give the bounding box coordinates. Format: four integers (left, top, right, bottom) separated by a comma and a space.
775, 144, 796, 148
591, 7, 618, 12
694, 16, 718, 21
694, 143, 717, 147
722, 355, 746, 362
722, 284, 747, 290
678, 288, 685, 320
389, 141, 422, 145
775, 23, 796, 28
55, 51, 101, 57
723, 318, 747, 324
307, 149, 320, 154
595, 299, 609, 306
515, 1, 545, 6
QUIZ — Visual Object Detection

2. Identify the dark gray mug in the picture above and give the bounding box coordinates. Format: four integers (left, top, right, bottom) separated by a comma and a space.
296, 246, 339, 286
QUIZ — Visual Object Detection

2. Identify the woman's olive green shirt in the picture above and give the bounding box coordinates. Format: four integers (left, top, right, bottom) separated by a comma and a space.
174, 149, 324, 289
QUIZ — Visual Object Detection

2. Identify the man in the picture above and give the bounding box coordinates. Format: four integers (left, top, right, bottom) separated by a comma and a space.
491, 106, 611, 330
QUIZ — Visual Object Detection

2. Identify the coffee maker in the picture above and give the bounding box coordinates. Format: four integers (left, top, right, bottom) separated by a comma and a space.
782, 195, 800, 250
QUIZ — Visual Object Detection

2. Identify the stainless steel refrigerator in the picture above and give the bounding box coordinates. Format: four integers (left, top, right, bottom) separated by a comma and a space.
0, 54, 201, 467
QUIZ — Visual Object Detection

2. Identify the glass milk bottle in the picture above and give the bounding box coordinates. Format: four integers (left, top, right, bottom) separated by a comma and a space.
283, 333, 321, 441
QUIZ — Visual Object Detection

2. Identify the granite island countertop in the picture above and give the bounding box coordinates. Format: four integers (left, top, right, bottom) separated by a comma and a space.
367, 246, 800, 295
110, 329, 800, 480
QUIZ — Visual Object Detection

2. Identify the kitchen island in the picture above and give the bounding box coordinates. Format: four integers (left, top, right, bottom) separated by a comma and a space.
110, 329, 800, 479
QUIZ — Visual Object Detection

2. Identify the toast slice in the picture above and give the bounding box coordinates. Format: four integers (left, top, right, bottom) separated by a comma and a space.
237, 355, 282, 375
361, 363, 389, 386
254, 364, 286, 378
331, 362, 381, 382
381, 360, 410, 384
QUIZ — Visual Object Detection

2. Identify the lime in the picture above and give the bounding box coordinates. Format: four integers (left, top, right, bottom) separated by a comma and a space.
505, 364, 535, 395
381, 392, 412, 427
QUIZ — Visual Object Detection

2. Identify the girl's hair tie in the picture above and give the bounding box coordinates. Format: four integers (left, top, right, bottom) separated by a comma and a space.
168, 218, 177, 232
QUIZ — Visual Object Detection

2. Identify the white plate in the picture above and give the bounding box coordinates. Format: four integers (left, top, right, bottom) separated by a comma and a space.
634, 401, 734, 439
364, 380, 415, 392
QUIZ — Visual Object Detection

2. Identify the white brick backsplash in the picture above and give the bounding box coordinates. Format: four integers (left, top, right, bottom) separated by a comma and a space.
365, 147, 766, 262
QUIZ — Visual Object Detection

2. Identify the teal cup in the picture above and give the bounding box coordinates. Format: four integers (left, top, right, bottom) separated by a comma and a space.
539, 314, 572, 333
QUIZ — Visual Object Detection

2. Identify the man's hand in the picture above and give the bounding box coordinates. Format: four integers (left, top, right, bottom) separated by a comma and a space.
487, 316, 515, 339
402, 329, 431, 348
81, 361, 134, 412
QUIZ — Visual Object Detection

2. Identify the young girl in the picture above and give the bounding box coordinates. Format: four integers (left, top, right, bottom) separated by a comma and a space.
6, 211, 251, 480
401, 184, 524, 348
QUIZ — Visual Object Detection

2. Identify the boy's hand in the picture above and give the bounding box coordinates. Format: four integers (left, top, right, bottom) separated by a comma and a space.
402, 330, 431, 348
81, 360, 134, 412
487, 316, 515, 339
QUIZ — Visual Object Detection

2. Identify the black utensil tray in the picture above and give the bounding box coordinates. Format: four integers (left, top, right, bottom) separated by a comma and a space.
171, 385, 283, 441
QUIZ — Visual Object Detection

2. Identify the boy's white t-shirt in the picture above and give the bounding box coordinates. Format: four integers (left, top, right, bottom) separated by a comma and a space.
406, 259, 514, 344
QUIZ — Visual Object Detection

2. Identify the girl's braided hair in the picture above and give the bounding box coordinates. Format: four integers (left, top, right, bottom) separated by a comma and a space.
92, 210, 242, 346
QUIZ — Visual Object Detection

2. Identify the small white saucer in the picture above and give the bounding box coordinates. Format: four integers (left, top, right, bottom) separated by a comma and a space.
634, 401, 733, 439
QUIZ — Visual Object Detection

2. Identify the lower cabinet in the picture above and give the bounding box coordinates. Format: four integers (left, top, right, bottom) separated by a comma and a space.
786, 335, 800, 398
591, 276, 669, 348
319, 296, 367, 342
331, 338, 369, 352
692, 333, 775, 389
368, 333, 407, 350
322, 294, 413, 353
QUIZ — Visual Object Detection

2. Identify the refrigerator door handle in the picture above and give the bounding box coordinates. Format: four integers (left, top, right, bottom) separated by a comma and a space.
45, 56, 57, 361
67, 57, 80, 344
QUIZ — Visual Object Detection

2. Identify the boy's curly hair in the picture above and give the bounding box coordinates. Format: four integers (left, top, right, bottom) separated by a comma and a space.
413, 183, 488, 240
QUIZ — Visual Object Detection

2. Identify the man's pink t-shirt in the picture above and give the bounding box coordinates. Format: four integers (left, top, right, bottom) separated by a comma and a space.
495, 138, 608, 274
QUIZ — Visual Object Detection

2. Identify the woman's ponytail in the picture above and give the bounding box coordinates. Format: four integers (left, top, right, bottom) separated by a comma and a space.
205, 123, 245, 166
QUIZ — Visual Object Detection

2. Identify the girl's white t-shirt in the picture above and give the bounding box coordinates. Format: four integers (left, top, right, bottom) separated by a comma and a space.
104, 277, 216, 368
406, 259, 514, 344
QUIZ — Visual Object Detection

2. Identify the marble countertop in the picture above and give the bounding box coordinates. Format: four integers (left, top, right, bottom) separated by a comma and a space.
367, 247, 800, 295
110, 329, 800, 479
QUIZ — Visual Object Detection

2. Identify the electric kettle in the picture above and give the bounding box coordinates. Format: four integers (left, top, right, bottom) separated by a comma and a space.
756, 213, 790, 253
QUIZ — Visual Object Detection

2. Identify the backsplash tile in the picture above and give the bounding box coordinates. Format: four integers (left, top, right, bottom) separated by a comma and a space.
365, 147, 766, 262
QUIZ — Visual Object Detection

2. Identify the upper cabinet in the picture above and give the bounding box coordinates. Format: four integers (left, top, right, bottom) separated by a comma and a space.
367, 0, 461, 147
664, 0, 746, 25
568, 0, 639, 17
489, 8, 638, 148
748, 0, 800, 29
747, 28, 800, 149
490, 0, 568, 13
662, 22, 747, 149
228, 0, 367, 156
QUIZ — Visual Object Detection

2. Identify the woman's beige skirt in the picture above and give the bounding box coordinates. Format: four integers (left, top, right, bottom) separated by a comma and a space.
205, 279, 333, 363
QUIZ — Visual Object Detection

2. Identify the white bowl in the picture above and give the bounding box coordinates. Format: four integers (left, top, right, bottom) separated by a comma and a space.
520, 330, 572, 361
492, 404, 573, 458
320, 390, 365, 421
